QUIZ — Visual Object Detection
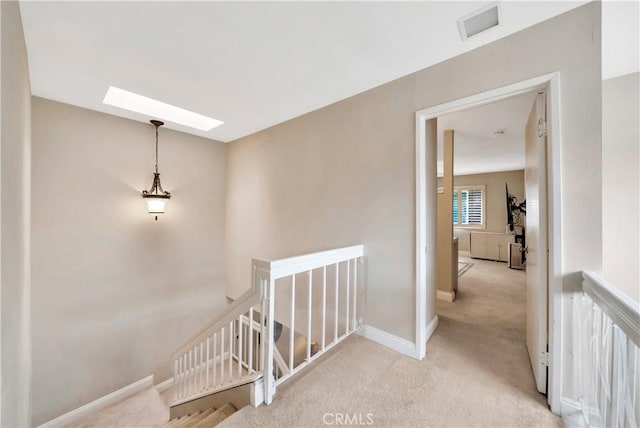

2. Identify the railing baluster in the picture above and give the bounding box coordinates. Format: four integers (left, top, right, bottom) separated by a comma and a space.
629, 337, 638, 426
195, 346, 199, 392
264, 277, 276, 405
346, 259, 350, 335
352, 258, 358, 331
172, 359, 177, 401
177, 355, 181, 399
213, 332, 217, 387
177, 357, 182, 400
229, 320, 233, 380
183, 353, 188, 398
290, 274, 296, 373
334, 263, 339, 343
220, 327, 225, 384
322, 266, 326, 350
261, 281, 266, 372
200, 342, 204, 391
609, 325, 623, 427
307, 270, 312, 361
238, 315, 244, 377
193, 345, 200, 393
248, 307, 254, 374
194, 346, 198, 393
206, 337, 210, 389
186, 349, 190, 397
189, 349, 194, 396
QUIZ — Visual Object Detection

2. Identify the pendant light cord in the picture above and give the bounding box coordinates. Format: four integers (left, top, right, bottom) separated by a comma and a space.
155, 123, 159, 174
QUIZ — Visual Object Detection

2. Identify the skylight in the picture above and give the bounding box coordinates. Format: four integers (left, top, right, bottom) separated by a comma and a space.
102, 86, 223, 131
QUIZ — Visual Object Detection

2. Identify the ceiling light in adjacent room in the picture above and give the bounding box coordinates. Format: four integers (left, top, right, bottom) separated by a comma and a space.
103, 86, 223, 131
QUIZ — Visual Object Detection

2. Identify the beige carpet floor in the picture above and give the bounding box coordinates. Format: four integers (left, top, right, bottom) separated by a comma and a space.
219, 256, 562, 428
71, 255, 561, 427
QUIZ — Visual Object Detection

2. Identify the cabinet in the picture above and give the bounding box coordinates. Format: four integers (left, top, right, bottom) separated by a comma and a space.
470, 232, 515, 262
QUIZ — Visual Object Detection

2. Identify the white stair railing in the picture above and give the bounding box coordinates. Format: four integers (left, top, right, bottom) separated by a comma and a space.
573, 272, 640, 427
170, 272, 266, 405
170, 245, 365, 407
257, 244, 364, 404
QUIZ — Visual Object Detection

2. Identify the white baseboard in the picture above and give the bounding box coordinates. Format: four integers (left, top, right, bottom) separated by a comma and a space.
561, 398, 587, 427
155, 377, 173, 393
561, 397, 582, 414
250, 377, 264, 408
39, 375, 154, 428
358, 324, 419, 359
437, 290, 455, 302
424, 315, 439, 344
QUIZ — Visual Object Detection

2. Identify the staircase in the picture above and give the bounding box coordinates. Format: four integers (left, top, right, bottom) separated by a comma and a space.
167, 245, 365, 418
42, 246, 364, 427
62, 383, 238, 427
163, 403, 237, 428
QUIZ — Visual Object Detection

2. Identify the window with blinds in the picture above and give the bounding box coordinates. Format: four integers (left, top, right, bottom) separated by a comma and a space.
452, 185, 485, 228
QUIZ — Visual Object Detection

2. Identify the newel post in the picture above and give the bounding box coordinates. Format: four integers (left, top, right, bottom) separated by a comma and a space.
253, 259, 276, 405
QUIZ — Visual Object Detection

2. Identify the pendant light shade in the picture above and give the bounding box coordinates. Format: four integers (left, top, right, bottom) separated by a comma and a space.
142, 120, 171, 220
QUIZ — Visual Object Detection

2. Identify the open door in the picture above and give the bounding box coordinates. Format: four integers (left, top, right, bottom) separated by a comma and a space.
525, 91, 549, 394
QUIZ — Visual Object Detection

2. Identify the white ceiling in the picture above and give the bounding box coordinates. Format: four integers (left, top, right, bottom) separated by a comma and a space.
437, 91, 537, 177
18, 1, 637, 143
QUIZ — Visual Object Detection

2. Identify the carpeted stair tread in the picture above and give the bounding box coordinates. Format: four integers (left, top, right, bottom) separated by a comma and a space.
170, 407, 216, 428
163, 413, 193, 428
191, 403, 237, 428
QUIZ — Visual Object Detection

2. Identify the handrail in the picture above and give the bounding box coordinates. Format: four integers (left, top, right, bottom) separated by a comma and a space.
256, 245, 364, 280
582, 271, 640, 347
171, 282, 263, 362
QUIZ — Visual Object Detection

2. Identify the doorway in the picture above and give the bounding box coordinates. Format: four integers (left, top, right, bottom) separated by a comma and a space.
414, 73, 562, 414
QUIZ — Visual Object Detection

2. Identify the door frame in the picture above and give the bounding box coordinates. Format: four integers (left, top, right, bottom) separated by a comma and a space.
414, 72, 562, 414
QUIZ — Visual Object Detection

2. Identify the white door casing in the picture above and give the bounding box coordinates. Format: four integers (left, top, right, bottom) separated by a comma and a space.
525, 91, 549, 394
415, 73, 562, 413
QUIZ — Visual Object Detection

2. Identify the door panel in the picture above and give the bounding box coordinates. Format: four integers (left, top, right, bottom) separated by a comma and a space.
525, 92, 548, 394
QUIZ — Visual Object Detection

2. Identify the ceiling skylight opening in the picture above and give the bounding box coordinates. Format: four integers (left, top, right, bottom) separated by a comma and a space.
102, 86, 223, 131
457, 3, 501, 41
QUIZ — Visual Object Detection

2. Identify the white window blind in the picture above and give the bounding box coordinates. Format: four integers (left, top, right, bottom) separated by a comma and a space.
453, 185, 485, 228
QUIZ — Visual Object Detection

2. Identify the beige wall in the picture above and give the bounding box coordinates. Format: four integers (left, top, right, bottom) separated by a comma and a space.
1, 2, 32, 426
449, 170, 525, 252
226, 3, 602, 353
602, 72, 639, 302
31, 98, 228, 425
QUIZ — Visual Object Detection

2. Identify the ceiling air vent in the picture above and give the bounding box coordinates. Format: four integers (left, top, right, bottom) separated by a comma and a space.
457, 3, 501, 41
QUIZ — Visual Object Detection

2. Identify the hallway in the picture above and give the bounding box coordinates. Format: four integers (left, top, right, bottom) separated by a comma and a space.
221, 256, 562, 427
431, 254, 559, 426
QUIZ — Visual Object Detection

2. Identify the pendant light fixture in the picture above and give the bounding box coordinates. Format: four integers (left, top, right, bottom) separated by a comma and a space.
142, 120, 171, 220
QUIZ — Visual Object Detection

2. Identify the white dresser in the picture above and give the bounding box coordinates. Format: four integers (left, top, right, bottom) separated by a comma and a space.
469, 232, 515, 262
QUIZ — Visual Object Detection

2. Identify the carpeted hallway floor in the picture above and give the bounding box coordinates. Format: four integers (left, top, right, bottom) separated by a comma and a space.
220, 254, 563, 427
